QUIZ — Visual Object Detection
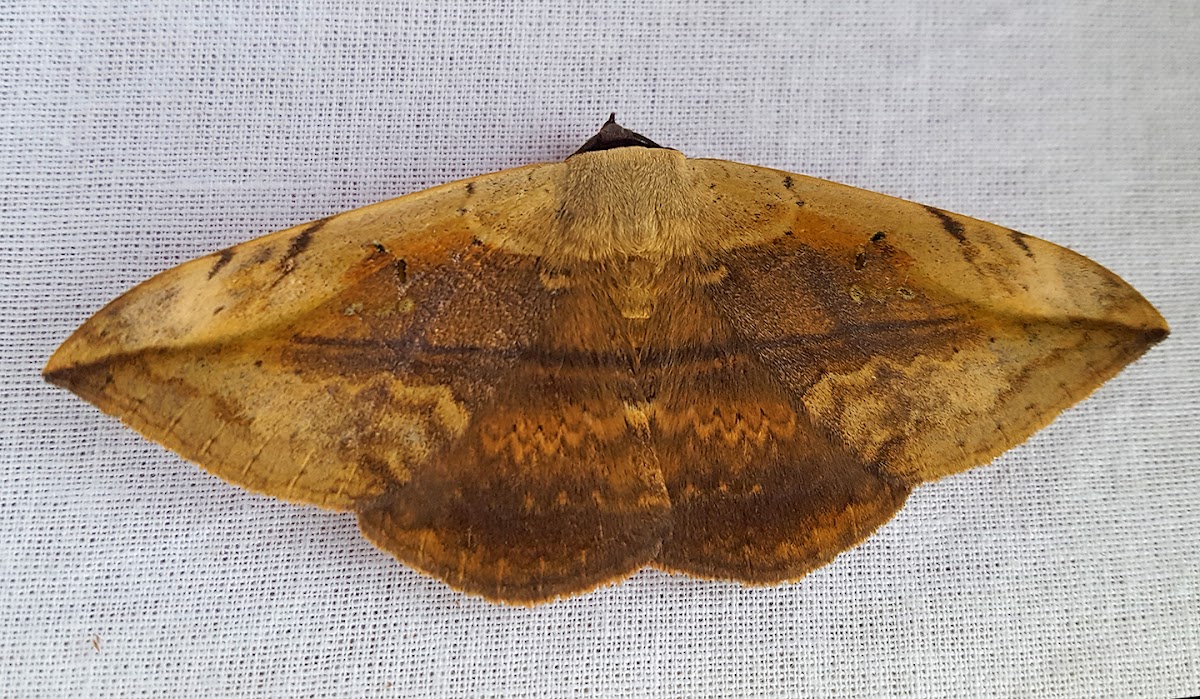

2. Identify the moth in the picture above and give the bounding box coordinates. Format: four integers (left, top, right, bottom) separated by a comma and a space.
45, 116, 1168, 605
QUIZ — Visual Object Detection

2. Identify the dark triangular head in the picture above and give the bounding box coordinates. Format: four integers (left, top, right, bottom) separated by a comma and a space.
571, 114, 665, 156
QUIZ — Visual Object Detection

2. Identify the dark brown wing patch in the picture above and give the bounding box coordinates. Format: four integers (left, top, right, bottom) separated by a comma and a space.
643, 264, 910, 581
358, 366, 669, 604
649, 352, 909, 582
302, 242, 670, 602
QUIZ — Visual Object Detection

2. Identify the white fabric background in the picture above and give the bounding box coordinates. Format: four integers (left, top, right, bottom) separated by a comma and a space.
2, 1, 1197, 696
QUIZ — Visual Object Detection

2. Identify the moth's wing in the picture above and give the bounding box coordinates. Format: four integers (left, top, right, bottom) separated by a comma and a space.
646, 267, 912, 582
43, 162, 670, 604
43, 165, 555, 508
648, 159, 1167, 583
696, 159, 1167, 483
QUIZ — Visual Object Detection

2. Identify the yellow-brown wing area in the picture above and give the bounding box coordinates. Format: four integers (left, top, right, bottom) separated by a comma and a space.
646, 158, 1167, 582
43, 163, 669, 604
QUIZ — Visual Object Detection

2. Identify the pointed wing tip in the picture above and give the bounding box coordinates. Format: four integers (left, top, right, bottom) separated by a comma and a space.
43, 322, 128, 407
1148, 306, 1170, 340
42, 364, 71, 389
1146, 321, 1170, 344
1133, 320, 1170, 363
44, 298, 152, 394
43, 324, 99, 389
1125, 296, 1170, 350
42, 356, 105, 406
43, 342, 80, 389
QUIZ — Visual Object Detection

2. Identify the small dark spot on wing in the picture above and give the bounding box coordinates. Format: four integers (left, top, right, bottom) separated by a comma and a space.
208, 249, 234, 279
923, 205, 967, 245
282, 221, 319, 266
854, 252, 867, 271
1007, 229, 1035, 259
250, 246, 275, 266
870, 231, 887, 243
273, 218, 326, 282
465, 182, 476, 196
783, 175, 794, 190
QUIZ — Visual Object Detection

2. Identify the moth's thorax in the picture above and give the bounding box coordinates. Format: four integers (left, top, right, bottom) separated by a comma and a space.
557, 147, 700, 259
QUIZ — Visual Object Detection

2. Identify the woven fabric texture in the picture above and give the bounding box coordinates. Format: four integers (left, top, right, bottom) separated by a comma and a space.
2, 1, 1197, 696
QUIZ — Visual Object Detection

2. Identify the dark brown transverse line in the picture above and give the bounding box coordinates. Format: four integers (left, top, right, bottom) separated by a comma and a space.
923, 205, 967, 245
289, 316, 967, 368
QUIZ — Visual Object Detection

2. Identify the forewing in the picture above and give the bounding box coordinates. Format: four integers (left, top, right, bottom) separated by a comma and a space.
690, 159, 1168, 485
44, 162, 670, 603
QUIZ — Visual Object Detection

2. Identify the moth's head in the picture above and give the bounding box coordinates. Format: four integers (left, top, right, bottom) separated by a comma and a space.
562, 114, 687, 191
570, 114, 670, 157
